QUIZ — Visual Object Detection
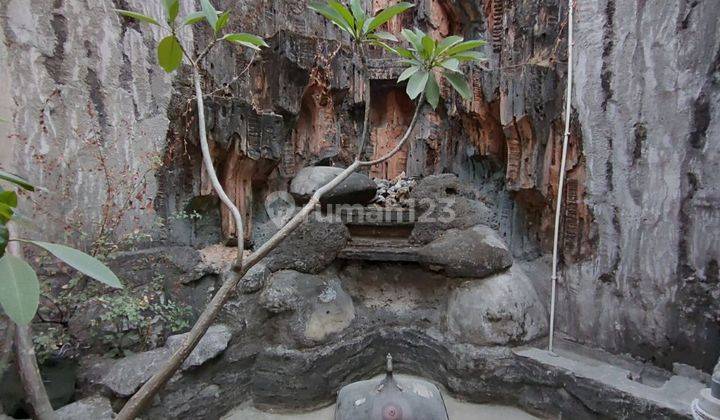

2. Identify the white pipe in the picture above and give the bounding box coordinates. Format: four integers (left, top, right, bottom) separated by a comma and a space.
549, 0, 574, 353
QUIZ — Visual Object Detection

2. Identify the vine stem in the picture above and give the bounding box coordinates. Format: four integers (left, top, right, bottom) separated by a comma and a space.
192, 65, 245, 263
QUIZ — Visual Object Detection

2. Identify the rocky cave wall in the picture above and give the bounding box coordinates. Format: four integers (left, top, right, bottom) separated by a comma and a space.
0, 0, 718, 376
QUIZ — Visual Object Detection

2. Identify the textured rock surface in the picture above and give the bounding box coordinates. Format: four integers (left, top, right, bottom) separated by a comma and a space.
447, 265, 548, 345
290, 166, 377, 204
409, 175, 497, 244
166, 324, 232, 370
264, 218, 349, 273
417, 224, 513, 278
93, 324, 231, 396
238, 262, 270, 294
56, 396, 113, 420
260, 270, 355, 346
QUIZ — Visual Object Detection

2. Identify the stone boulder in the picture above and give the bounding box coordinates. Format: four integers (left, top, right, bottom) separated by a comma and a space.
93, 324, 231, 396
290, 166, 377, 205
238, 262, 270, 294
265, 218, 349, 274
409, 174, 496, 244
417, 225, 513, 278
56, 396, 113, 420
166, 324, 232, 370
259, 270, 355, 346
447, 265, 548, 345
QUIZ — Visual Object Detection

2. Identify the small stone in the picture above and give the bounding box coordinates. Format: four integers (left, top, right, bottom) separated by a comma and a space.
166, 324, 232, 370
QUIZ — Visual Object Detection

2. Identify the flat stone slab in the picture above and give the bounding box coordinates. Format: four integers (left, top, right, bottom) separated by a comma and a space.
337, 238, 421, 262
514, 346, 705, 418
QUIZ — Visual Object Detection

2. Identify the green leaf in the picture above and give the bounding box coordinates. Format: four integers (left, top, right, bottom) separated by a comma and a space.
406, 69, 429, 99
157, 36, 183, 73
183, 11, 213, 25
0, 204, 13, 224
421, 35, 435, 58
223, 33, 269, 50
215, 11, 231, 33
436, 35, 463, 54
394, 46, 414, 59
163, 0, 180, 23
365, 2, 414, 34
0, 170, 34, 192
309, 2, 355, 36
446, 39, 487, 56
0, 190, 17, 208
368, 31, 397, 42
397, 65, 419, 82
444, 71, 471, 99
328, 0, 356, 31
0, 224, 8, 257
425, 73, 440, 109
114, 9, 161, 26
0, 255, 39, 325
350, 0, 366, 29
440, 58, 460, 72
200, 0, 218, 30
401, 28, 423, 53
25, 241, 122, 289
454, 51, 485, 62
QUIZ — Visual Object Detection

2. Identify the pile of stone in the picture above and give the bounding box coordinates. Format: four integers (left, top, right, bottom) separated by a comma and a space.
370, 172, 416, 208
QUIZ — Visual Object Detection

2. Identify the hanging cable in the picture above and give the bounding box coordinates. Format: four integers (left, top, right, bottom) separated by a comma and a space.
548, 0, 574, 353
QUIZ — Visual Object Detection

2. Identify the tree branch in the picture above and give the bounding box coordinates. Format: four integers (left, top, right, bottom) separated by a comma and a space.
7, 224, 55, 420
192, 66, 245, 263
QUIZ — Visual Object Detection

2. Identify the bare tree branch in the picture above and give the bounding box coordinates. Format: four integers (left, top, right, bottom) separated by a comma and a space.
193, 66, 245, 263
7, 224, 55, 420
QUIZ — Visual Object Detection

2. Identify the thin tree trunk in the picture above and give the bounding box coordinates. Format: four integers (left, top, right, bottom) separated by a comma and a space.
0, 315, 15, 415
114, 59, 425, 417
7, 224, 55, 420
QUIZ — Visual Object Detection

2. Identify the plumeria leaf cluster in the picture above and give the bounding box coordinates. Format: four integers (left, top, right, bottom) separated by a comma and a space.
387, 28, 486, 109
115, 0, 268, 73
0, 170, 122, 325
309, 0, 414, 43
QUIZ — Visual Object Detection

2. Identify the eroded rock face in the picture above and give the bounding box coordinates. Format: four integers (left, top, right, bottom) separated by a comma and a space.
447, 265, 548, 345
409, 174, 497, 244
265, 218, 349, 273
260, 270, 355, 346
417, 224, 513, 278
290, 166, 378, 204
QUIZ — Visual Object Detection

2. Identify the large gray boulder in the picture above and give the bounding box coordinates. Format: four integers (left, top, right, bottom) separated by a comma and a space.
417, 225, 513, 278
290, 166, 377, 205
56, 396, 113, 420
95, 324, 232, 396
447, 265, 548, 345
409, 174, 496, 244
259, 270, 355, 346
265, 218, 349, 273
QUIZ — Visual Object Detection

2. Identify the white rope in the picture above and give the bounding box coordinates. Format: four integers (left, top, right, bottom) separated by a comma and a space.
549, 0, 574, 353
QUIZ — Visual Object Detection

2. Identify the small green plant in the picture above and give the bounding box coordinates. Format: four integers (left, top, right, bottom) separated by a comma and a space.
94, 291, 192, 358
389, 28, 486, 109
0, 170, 122, 326
308, 0, 413, 43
